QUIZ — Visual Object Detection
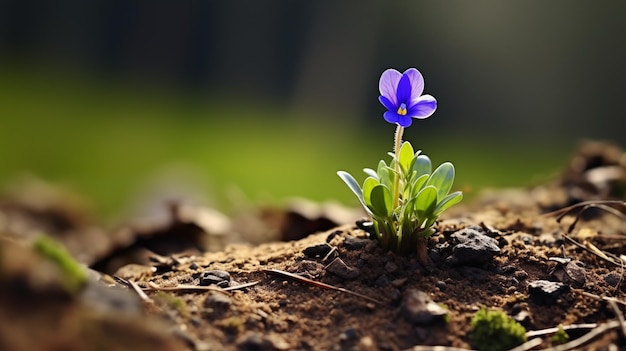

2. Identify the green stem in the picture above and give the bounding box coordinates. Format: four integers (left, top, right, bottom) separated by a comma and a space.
392, 125, 404, 209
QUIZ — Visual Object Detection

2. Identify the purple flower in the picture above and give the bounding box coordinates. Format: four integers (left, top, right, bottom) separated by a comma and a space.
378, 68, 437, 128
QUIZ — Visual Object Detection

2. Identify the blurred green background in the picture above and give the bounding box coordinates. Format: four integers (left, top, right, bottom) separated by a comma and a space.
0, 2, 624, 218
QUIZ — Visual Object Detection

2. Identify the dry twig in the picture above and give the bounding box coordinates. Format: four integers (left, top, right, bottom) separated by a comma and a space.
608, 299, 626, 339
128, 279, 153, 303
545, 200, 625, 234
142, 281, 259, 293
572, 289, 626, 307
534, 320, 620, 351
262, 268, 383, 305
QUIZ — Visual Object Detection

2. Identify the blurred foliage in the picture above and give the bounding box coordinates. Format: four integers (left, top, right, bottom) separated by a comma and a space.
33, 234, 87, 293
0, 64, 570, 218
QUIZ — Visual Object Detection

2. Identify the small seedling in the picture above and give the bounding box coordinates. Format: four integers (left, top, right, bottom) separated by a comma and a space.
33, 234, 87, 293
338, 68, 462, 264
470, 307, 527, 351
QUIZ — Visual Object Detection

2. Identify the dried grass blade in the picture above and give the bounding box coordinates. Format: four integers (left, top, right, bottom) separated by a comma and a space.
262, 269, 383, 305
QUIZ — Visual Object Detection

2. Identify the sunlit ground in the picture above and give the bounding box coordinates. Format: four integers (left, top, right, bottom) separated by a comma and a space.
0, 64, 572, 219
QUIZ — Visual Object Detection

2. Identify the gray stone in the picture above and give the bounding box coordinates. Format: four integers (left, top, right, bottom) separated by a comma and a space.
199, 270, 231, 287
204, 292, 232, 309
550, 260, 586, 287
528, 280, 570, 304
325, 257, 360, 280
400, 289, 448, 325
302, 243, 333, 258
448, 227, 500, 265
343, 236, 369, 250
603, 272, 621, 287
339, 327, 359, 342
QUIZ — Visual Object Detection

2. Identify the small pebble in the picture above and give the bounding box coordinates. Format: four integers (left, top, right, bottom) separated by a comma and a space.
514, 270, 529, 280
343, 236, 369, 250
499, 265, 516, 274
302, 243, 333, 258
400, 289, 448, 325
339, 327, 359, 342
603, 272, 621, 287
326, 230, 342, 243
189, 263, 200, 270
355, 219, 376, 238
326, 258, 360, 280
199, 270, 231, 287
448, 227, 500, 265
513, 310, 532, 326
564, 261, 587, 286
528, 279, 569, 305
435, 280, 446, 291
238, 333, 273, 351
204, 292, 232, 309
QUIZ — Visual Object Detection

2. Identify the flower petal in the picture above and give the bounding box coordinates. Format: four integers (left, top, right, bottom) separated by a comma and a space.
378, 95, 397, 111
379, 69, 402, 105
398, 115, 413, 127
407, 94, 437, 119
384, 111, 413, 127
396, 73, 412, 105
403, 68, 425, 101
383, 111, 400, 124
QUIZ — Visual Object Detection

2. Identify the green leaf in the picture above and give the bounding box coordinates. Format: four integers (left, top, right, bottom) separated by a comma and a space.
398, 141, 415, 175
415, 185, 438, 219
400, 196, 417, 223
369, 184, 393, 217
377, 161, 394, 189
363, 168, 378, 179
362, 176, 380, 206
426, 162, 456, 200
376, 160, 387, 177
337, 171, 370, 213
410, 173, 430, 199
413, 155, 431, 178
434, 191, 463, 216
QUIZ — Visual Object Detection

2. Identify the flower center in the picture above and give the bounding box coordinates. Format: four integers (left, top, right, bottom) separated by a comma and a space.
397, 103, 407, 116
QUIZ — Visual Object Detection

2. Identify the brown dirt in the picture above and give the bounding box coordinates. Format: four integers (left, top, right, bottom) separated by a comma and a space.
1, 140, 626, 351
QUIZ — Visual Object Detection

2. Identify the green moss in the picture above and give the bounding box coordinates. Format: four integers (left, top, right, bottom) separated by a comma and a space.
551, 326, 569, 345
471, 308, 527, 351
33, 235, 87, 293
154, 292, 189, 317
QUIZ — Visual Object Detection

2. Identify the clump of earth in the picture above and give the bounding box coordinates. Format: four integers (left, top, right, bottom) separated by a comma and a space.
1, 140, 626, 351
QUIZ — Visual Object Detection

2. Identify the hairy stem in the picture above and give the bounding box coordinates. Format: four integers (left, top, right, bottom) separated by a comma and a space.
392, 125, 404, 209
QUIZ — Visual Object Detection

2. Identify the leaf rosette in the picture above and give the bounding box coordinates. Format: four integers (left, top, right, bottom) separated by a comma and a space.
338, 141, 462, 253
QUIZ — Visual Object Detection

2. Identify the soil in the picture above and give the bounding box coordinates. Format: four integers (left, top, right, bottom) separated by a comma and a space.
1, 140, 626, 351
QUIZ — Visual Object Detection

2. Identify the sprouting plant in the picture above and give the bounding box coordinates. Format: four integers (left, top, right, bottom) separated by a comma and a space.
470, 308, 527, 351
337, 68, 462, 264
33, 234, 87, 293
